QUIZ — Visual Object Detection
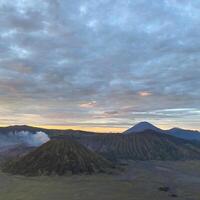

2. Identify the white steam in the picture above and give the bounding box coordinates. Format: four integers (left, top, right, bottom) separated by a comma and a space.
0, 131, 50, 152
13, 131, 50, 147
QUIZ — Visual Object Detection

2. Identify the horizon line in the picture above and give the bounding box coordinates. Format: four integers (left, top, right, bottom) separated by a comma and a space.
0, 122, 199, 133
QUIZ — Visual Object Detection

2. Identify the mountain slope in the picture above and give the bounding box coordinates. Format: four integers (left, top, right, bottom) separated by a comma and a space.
123, 122, 200, 141
167, 128, 200, 141
0, 145, 34, 164
123, 122, 163, 134
2, 139, 114, 176
70, 130, 200, 161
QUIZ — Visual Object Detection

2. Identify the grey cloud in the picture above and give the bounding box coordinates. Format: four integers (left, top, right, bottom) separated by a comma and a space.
0, 0, 199, 130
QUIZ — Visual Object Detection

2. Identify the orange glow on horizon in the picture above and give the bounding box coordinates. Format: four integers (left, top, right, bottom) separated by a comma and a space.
39, 125, 125, 133
0, 124, 125, 133
0, 123, 199, 133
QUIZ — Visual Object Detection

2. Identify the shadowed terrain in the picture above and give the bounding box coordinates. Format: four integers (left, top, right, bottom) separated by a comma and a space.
1, 160, 200, 200
1, 126, 200, 199
0, 145, 34, 163
2, 125, 200, 162
2, 139, 114, 176
68, 130, 200, 161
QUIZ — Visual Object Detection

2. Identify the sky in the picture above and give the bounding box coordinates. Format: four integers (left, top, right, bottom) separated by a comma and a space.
0, 0, 199, 132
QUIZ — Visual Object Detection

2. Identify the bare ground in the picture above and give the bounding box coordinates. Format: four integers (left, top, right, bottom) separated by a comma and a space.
0, 160, 200, 200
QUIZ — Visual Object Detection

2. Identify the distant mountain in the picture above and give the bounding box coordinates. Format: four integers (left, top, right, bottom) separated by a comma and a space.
2, 139, 114, 176
123, 122, 200, 141
167, 128, 200, 141
0, 125, 96, 137
123, 121, 163, 134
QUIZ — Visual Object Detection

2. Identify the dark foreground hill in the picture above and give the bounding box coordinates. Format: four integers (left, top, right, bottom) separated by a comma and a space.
2, 139, 114, 176
67, 130, 200, 161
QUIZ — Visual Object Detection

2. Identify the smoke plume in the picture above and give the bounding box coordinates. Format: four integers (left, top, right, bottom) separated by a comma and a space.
0, 131, 50, 152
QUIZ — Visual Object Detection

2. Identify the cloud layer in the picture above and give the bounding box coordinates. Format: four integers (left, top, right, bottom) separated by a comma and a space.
0, 0, 199, 131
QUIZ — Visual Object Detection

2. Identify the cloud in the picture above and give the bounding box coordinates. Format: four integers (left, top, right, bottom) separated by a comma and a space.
0, 0, 199, 131
138, 91, 152, 97
80, 101, 97, 108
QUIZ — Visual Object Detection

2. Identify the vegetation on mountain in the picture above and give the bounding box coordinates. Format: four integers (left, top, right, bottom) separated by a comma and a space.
2, 139, 114, 176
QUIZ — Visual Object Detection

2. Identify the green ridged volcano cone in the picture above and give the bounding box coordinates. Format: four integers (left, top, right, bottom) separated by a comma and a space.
2, 139, 114, 176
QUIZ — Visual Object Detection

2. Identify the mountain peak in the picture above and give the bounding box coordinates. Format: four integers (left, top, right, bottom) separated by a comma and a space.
136, 121, 154, 126
3, 139, 113, 176
123, 121, 162, 134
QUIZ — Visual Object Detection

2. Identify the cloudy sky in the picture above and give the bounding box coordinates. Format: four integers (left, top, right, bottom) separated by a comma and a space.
0, 0, 199, 132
